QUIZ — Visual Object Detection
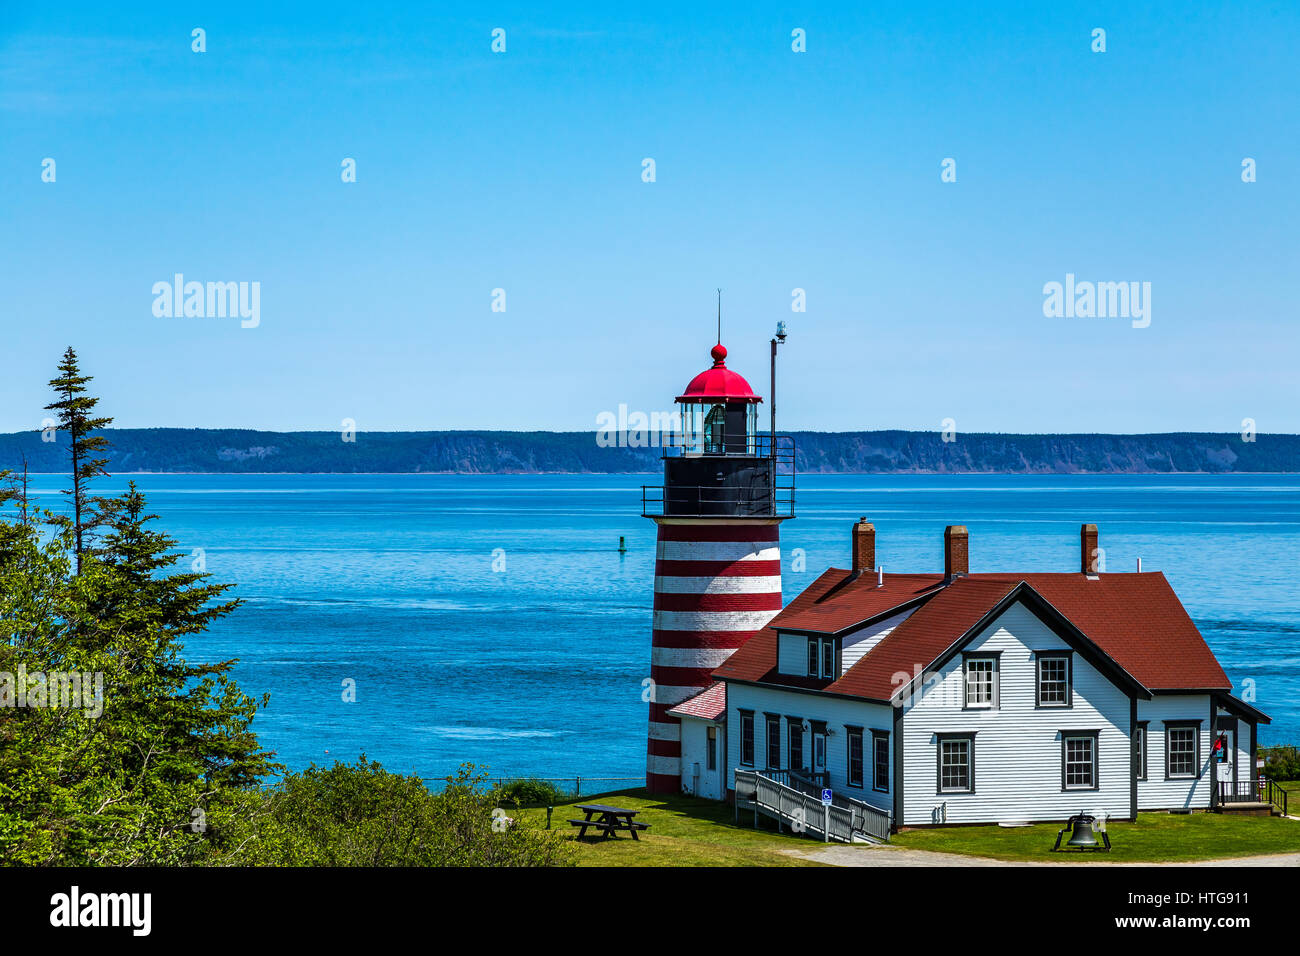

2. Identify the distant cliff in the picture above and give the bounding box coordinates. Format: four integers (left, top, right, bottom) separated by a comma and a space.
0, 428, 1295, 474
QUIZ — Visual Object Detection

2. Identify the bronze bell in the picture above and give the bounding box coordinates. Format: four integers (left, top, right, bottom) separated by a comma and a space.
1053, 810, 1110, 851
1065, 815, 1099, 848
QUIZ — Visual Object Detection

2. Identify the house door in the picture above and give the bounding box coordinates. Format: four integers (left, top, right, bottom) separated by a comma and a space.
812, 730, 827, 776
1214, 728, 1235, 792
701, 725, 722, 799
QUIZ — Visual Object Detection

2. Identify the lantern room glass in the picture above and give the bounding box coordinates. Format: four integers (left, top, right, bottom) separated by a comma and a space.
676, 401, 758, 456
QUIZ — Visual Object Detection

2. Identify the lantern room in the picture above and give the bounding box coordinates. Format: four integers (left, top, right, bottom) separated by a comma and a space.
675, 344, 761, 455
641, 342, 795, 519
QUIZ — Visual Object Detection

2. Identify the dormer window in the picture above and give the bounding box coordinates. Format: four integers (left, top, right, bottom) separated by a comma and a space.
806, 637, 836, 679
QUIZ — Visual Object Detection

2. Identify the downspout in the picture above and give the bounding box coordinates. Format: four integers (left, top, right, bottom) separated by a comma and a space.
723, 688, 730, 801
1249, 716, 1258, 801
892, 699, 904, 832
1209, 695, 1217, 811
1129, 697, 1138, 823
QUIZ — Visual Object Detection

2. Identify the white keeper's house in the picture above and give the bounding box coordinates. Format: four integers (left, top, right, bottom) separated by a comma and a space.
642, 337, 1270, 836
689, 520, 1269, 831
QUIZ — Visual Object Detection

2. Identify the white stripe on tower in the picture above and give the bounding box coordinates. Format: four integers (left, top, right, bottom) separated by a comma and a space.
647, 519, 782, 794
657, 541, 781, 562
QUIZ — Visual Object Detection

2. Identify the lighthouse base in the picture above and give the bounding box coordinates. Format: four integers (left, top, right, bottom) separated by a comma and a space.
645, 518, 784, 795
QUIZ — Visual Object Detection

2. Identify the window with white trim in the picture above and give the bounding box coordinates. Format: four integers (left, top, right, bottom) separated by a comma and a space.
938, 735, 973, 793
1167, 724, 1199, 778
739, 711, 755, 767
1037, 654, 1070, 707
963, 656, 998, 709
1063, 732, 1098, 790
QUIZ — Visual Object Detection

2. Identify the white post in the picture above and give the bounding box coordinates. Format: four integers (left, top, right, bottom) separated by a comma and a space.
824, 805, 829, 842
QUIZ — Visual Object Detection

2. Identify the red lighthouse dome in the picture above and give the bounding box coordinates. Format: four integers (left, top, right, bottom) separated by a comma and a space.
676, 344, 762, 404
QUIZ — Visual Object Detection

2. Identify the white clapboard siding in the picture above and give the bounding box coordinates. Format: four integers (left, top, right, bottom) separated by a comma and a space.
678, 716, 725, 800
841, 609, 915, 674
1137, 694, 1212, 811
726, 681, 893, 816
901, 601, 1131, 826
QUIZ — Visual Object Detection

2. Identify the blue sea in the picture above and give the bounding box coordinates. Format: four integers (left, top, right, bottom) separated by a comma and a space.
26, 473, 1300, 785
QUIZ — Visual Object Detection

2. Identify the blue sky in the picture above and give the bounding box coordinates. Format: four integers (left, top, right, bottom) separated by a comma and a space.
2, 1, 1297, 433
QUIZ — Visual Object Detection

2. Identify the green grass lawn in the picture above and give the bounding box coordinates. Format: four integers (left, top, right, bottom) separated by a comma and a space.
514, 790, 825, 866
891, 811, 1300, 863
511, 788, 1300, 866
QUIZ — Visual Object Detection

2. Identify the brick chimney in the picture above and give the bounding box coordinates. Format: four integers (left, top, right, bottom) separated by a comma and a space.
852, 518, 875, 573
1080, 523, 1099, 574
944, 525, 968, 580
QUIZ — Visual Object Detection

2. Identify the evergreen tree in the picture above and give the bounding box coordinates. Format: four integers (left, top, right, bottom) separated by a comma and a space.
2, 356, 278, 864
44, 347, 114, 572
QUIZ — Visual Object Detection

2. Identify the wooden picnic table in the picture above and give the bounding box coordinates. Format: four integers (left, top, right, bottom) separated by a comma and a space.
567, 803, 649, 840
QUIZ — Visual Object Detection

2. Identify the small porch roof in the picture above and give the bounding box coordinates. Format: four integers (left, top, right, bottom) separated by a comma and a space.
666, 681, 727, 722
1216, 692, 1271, 725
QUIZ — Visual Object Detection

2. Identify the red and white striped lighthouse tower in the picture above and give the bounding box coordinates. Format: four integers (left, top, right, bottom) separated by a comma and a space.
644, 339, 794, 794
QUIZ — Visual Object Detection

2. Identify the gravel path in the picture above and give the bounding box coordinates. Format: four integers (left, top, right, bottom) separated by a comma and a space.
783, 844, 1300, 867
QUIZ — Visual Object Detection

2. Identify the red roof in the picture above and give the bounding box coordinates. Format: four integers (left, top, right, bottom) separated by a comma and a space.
676, 344, 762, 404
666, 681, 727, 721
1007, 573, 1232, 691
826, 577, 1019, 700
714, 568, 1233, 699
776, 572, 945, 633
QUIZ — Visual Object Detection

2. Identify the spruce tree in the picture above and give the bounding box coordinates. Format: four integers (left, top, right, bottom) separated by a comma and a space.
44, 348, 114, 573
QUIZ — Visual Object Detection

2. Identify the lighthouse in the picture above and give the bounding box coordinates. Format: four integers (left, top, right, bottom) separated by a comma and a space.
642, 337, 795, 794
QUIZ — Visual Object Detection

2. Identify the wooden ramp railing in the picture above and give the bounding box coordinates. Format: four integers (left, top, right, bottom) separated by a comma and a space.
734, 769, 891, 844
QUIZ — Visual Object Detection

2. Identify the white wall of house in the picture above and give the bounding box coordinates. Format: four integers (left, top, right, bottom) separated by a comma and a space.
1137, 694, 1213, 810
900, 601, 1131, 827
842, 609, 914, 673
677, 716, 726, 800
725, 680, 893, 816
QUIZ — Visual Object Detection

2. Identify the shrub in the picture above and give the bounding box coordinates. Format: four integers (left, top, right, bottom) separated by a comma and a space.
228, 759, 575, 866
1261, 745, 1300, 782
495, 778, 567, 807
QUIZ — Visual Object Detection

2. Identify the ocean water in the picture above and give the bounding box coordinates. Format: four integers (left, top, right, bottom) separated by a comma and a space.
22, 473, 1300, 785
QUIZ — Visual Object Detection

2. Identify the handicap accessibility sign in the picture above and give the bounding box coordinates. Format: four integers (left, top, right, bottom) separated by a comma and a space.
821, 788, 833, 806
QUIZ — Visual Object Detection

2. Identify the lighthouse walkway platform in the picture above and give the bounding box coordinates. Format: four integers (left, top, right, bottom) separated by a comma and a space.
734, 769, 891, 844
